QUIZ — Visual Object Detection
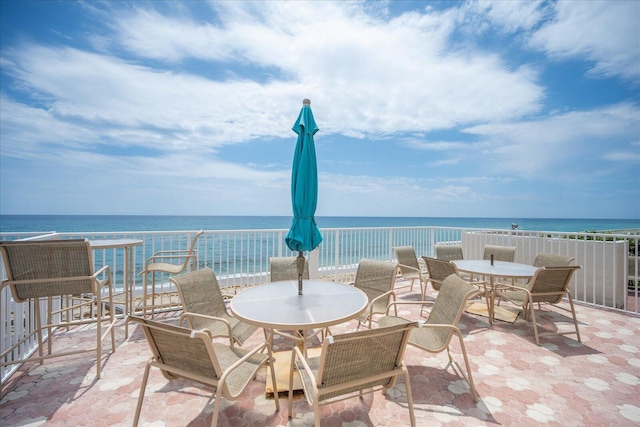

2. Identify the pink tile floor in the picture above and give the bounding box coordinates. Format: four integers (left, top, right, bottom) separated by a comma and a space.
1, 280, 639, 426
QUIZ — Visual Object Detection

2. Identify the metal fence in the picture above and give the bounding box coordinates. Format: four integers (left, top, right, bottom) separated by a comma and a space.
1, 226, 638, 384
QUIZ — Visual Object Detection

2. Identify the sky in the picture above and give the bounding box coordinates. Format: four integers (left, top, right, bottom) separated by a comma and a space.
1, 0, 639, 219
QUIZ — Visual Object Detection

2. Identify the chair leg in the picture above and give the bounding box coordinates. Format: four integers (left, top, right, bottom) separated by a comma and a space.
96, 296, 102, 379
528, 296, 541, 345
454, 333, 479, 402
46, 296, 54, 356
35, 299, 44, 363
403, 367, 417, 427
566, 293, 581, 342
142, 272, 149, 318
313, 397, 321, 427
133, 362, 152, 427
267, 349, 280, 412
287, 351, 296, 419
211, 387, 224, 427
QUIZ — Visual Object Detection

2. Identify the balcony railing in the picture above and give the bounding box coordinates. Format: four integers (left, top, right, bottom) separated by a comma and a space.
1, 226, 638, 385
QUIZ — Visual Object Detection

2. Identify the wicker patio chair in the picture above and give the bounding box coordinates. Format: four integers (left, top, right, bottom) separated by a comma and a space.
349, 259, 398, 329
170, 267, 258, 346
129, 316, 279, 426
138, 230, 204, 317
422, 256, 459, 292
483, 244, 517, 262
495, 265, 582, 345
502, 252, 575, 290
269, 256, 309, 282
422, 256, 489, 315
288, 322, 418, 427
0, 240, 116, 382
481, 244, 518, 286
435, 244, 464, 261
393, 246, 427, 298
269, 256, 324, 349
380, 273, 480, 401
533, 253, 575, 267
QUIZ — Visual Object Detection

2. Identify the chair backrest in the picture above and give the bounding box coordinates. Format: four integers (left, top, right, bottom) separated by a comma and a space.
170, 268, 227, 328
0, 239, 94, 302
483, 245, 516, 262
527, 265, 581, 304
422, 256, 458, 290
315, 322, 417, 401
533, 253, 575, 268
128, 316, 221, 383
435, 244, 464, 261
182, 229, 204, 268
393, 246, 420, 276
269, 256, 309, 282
424, 274, 479, 350
352, 259, 397, 308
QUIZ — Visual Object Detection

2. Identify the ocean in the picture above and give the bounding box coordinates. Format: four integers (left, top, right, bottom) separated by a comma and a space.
1, 215, 639, 234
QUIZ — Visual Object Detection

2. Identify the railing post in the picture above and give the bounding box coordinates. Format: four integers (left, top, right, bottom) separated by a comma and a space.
309, 248, 320, 279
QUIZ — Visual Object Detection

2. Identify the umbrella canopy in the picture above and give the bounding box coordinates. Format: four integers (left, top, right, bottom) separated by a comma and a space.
285, 99, 323, 293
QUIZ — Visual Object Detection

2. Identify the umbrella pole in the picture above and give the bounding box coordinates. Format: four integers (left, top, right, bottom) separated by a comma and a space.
296, 251, 306, 354
296, 251, 305, 295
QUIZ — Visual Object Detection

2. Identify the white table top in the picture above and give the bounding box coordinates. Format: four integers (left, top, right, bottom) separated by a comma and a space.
230, 280, 368, 330
454, 259, 538, 279
88, 239, 143, 249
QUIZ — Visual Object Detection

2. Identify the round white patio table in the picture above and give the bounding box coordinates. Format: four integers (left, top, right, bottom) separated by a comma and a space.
453, 260, 538, 323
230, 280, 368, 395
230, 279, 368, 334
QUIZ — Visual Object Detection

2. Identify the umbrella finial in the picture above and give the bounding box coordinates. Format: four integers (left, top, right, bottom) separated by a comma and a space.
303, 98, 311, 106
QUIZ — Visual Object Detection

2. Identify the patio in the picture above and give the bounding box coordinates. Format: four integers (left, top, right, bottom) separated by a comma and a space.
1, 279, 639, 427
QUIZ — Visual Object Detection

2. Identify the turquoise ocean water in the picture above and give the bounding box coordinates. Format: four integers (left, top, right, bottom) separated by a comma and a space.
2, 215, 638, 286
1, 215, 639, 233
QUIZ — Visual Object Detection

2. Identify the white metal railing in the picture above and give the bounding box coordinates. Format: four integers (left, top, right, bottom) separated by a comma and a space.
1, 226, 638, 384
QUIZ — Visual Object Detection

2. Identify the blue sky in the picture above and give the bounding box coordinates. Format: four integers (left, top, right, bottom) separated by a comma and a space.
1, 0, 639, 218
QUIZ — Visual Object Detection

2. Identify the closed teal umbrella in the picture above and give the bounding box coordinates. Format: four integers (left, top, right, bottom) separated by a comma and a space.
286, 99, 323, 294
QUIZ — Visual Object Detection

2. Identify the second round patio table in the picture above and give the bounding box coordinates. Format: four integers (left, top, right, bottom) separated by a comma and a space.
453, 259, 538, 323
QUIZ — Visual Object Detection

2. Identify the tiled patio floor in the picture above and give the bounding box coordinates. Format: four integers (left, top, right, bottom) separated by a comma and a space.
1, 280, 639, 426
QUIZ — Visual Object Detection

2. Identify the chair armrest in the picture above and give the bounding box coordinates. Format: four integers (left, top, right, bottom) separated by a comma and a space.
369, 290, 394, 308
149, 249, 194, 256
290, 345, 317, 388
143, 250, 198, 270
93, 265, 112, 290
146, 251, 196, 262
417, 323, 459, 332
180, 312, 232, 326
493, 282, 529, 293
397, 263, 424, 276
384, 300, 434, 314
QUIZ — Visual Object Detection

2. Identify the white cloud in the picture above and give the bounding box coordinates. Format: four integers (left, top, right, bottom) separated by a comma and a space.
464, 103, 640, 177
530, 0, 640, 81
1, 1, 638, 217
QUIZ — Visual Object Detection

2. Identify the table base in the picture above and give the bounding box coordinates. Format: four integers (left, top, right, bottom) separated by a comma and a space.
465, 301, 520, 323
265, 348, 321, 397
